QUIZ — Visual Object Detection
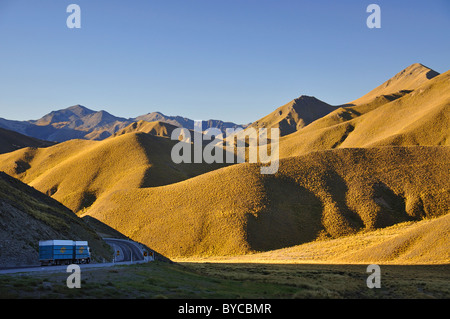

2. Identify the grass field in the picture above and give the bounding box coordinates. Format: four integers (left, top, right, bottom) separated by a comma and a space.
0, 261, 448, 299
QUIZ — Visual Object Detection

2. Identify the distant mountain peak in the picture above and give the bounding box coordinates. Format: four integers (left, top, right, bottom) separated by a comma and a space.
248, 94, 335, 136
66, 104, 95, 117
292, 95, 324, 104
296, 94, 316, 99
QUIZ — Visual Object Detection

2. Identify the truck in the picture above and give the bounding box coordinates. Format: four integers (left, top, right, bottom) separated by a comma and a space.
39, 240, 91, 266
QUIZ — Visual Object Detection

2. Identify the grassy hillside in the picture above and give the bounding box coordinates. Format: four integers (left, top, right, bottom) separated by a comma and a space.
0, 132, 228, 213
82, 146, 449, 260
350, 63, 439, 105
187, 213, 449, 265
0, 171, 112, 268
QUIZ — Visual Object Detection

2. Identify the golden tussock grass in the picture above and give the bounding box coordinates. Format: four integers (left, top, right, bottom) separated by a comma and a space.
82, 146, 449, 261
0, 132, 224, 213
350, 63, 439, 105
195, 213, 449, 265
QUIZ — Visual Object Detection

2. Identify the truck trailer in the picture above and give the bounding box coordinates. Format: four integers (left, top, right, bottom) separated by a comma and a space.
39, 240, 91, 266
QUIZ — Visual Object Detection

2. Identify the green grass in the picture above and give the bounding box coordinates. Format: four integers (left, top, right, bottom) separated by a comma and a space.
0, 261, 448, 299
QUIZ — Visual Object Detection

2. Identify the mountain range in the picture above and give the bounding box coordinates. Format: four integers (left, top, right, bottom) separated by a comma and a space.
0, 106, 248, 143
0, 62, 448, 265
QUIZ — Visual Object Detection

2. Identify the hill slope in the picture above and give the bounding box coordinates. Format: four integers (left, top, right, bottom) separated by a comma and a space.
189, 213, 450, 265
0, 171, 112, 268
0, 132, 226, 213
350, 63, 439, 105
82, 146, 449, 260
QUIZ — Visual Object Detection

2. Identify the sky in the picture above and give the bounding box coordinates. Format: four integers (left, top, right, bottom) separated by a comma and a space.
0, 0, 449, 124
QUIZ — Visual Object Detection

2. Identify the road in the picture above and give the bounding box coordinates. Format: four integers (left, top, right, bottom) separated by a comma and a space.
0, 238, 148, 275
103, 238, 144, 262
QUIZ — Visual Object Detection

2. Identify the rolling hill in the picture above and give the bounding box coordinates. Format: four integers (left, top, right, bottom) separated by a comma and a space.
0, 131, 227, 213
0, 171, 112, 268
186, 212, 450, 265
81, 146, 449, 261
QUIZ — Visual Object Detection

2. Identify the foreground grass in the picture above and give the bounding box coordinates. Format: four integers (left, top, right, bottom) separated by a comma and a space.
0, 261, 449, 299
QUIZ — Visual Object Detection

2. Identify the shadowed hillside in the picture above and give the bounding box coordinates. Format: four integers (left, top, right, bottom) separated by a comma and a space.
0, 127, 55, 154
82, 146, 449, 260
0, 171, 112, 268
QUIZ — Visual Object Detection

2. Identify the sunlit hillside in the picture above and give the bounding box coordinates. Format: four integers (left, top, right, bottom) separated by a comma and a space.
178, 213, 450, 265
350, 63, 439, 105
0, 132, 225, 213
82, 146, 449, 260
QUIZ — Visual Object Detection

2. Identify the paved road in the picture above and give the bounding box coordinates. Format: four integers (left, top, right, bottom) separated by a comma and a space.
104, 238, 144, 262
0, 238, 147, 275
0, 260, 146, 275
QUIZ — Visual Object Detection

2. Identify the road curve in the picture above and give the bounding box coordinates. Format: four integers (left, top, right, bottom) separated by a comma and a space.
104, 238, 144, 262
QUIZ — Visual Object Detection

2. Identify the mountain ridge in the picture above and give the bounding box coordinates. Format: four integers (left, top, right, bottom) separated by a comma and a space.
0, 105, 247, 143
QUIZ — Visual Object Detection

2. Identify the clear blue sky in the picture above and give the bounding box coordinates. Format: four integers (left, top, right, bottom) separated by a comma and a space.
0, 0, 449, 124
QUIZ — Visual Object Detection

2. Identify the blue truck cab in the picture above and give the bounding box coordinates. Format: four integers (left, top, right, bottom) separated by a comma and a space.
39, 240, 91, 266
